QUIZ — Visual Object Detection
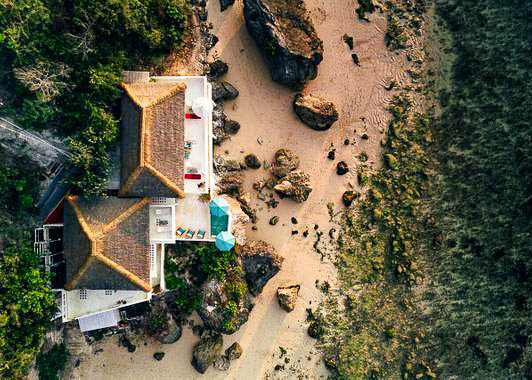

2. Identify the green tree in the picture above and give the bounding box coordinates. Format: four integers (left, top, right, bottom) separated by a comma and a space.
0, 240, 55, 379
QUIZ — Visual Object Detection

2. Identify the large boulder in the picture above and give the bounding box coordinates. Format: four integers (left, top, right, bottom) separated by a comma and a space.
225, 342, 243, 360
145, 302, 182, 344
293, 93, 339, 130
274, 170, 312, 202
277, 285, 300, 312
240, 240, 283, 295
191, 332, 223, 374
197, 278, 255, 334
209, 60, 229, 79
212, 81, 239, 102
271, 148, 300, 178
244, 0, 324, 90
212, 101, 228, 145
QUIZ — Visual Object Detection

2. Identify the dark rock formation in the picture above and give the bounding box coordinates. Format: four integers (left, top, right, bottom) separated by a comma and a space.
197, 278, 254, 334
212, 81, 240, 102
269, 215, 279, 225
119, 335, 136, 352
277, 285, 300, 312
308, 320, 325, 339
191, 332, 223, 374
244, 154, 261, 169
220, 0, 235, 11
213, 355, 230, 371
274, 170, 312, 202
336, 161, 349, 175
293, 93, 339, 130
209, 60, 229, 79
225, 342, 243, 360
206, 33, 219, 50
240, 240, 284, 295
224, 119, 241, 135
244, 0, 324, 90
153, 352, 165, 361
271, 148, 300, 178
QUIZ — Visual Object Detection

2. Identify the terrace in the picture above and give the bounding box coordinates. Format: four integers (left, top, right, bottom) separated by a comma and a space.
151, 76, 213, 196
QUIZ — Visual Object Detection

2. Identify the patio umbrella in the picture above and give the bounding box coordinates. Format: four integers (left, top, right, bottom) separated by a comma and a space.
192, 97, 215, 118
215, 231, 235, 252
209, 197, 230, 217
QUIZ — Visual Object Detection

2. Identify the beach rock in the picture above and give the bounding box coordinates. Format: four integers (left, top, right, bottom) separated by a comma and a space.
327, 150, 336, 160
209, 60, 229, 79
214, 156, 241, 173
155, 315, 182, 344
224, 119, 241, 134
240, 203, 257, 224
277, 285, 300, 312
239, 192, 252, 207
244, 0, 324, 90
197, 278, 254, 334
212, 81, 240, 102
343, 34, 354, 49
274, 170, 313, 202
212, 102, 228, 145
244, 154, 261, 169
336, 161, 349, 175
206, 33, 219, 50
220, 0, 235, 11
342, 191, 358, 207
225, 342, 243, 360
269, 216, 279, 225
240, 240, 283, 295
291, 217, 298, 224
213, 355, 230, 371
119, 335, 136, 352
191, 333, 223, 374
293, 93, 339, 131
153, 352, 165, 361
221, 195, 250, 246
218, 173, 244, 196
352, 53, 360, 66
271, 149, 300, 178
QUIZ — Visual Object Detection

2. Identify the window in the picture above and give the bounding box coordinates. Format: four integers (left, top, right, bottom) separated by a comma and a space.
105, 290, 113, 296
80, 289, 87, 300
150, 244, 157, 275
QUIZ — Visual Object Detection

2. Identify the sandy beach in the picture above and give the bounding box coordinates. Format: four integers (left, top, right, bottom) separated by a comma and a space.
76, 1, 413, 378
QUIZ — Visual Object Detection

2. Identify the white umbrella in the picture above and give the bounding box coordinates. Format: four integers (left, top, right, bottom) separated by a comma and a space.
192, 97, 215, 118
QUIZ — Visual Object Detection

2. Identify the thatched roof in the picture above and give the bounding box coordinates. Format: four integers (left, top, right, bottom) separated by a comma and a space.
119, 82, 187, 198
63, 195, 152, 291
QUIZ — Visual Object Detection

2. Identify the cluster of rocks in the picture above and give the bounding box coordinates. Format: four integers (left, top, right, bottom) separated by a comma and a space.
271, 149, 312, 202
277, 285, 300, 312
207, 60, 242, 145
196, 240, 283, 335
192, 332, 243, 373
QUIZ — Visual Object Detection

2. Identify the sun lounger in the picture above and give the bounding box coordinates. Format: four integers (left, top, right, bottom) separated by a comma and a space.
185, 229, 195, 239
176, 227, 185, 236
185, 113, 201, 119
184, 173, 201, 180
197, 230, 205, 239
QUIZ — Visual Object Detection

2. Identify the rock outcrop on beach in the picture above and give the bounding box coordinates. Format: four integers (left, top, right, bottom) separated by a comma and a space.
293, 93, 339, 130
197, 278, 255, 334
212, 81, 239, 102
217, 173, 244, 196
191, 332, 223, 374
277, 285, 300, 312
146, 302, 182, 344
274, 170, 313, 202
271, 148, 300, 178
225, 342, 243, 360
243, 0, 324, 90
208, 60, 229, 79
212, 102, 228, 145
219, 0, 235, 12
240, 240, 283, 295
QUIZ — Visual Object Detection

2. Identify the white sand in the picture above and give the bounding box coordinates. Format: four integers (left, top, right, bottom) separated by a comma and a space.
77, 1, 412, 378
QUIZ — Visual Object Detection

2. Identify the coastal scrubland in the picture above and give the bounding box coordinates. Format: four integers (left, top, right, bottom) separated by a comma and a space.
317, 0, 532, 378
0, 0, 191, 195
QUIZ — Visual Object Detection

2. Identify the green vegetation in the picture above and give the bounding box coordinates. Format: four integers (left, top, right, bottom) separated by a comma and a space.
0, 164, 38, 215
0, 240, 55, 379
36, 343, 69, 380
319, 0, 532, 378
0, 0, 191, 196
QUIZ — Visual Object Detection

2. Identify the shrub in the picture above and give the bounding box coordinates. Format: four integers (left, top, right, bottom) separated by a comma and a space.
36, 343, 69, 380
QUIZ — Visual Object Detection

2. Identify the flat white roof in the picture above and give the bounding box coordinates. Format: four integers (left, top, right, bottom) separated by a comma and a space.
78, 309, 120, 332
65, 289, 150, 321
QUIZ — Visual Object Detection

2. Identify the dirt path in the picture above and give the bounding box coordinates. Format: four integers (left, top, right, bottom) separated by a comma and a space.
76, 1, 412, 379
